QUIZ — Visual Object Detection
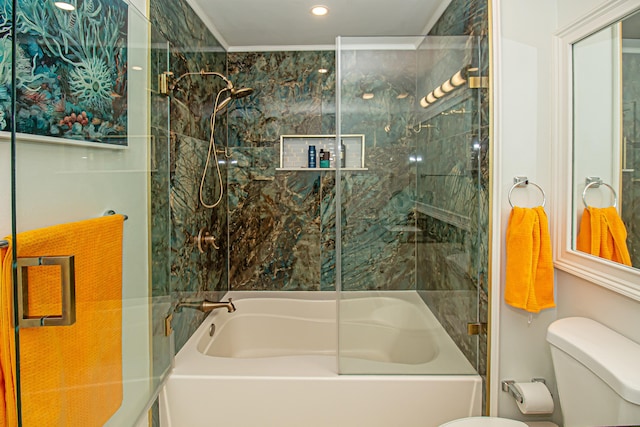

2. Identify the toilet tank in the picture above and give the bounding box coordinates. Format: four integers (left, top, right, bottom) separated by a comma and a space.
546, 317, 640, 426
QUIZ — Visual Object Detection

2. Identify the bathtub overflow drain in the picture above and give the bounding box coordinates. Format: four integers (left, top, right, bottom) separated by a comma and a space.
209, 323, 216, 337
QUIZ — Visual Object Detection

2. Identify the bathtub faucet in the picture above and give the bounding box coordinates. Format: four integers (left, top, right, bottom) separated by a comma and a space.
175, 298, 236, 314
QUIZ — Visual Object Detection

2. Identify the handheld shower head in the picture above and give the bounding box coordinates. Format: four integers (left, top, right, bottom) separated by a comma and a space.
231, 87, 254, 99
214, 95, 233, 114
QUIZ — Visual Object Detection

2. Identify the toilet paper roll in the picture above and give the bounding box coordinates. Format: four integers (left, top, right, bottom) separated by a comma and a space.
513, 382, 554, 414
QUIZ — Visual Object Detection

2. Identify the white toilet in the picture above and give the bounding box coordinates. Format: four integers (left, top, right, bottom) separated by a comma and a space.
439, 417, 555, 427
547, 317, 640, 426
441, 316, 640, 427
439, 417, 528, 427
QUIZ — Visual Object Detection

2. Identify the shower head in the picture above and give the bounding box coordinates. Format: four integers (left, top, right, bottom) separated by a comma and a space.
214, 86, 254, 114
162, 69, 253, 114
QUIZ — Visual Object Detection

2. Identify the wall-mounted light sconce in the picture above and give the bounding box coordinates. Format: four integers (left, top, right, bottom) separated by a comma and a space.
419, 66, 487, 109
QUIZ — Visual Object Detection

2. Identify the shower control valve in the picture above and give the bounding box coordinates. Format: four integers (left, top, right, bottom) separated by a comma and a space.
193, 228, 219, 252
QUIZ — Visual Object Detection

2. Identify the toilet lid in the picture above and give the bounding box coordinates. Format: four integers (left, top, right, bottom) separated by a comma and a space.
440, 417, 528, 427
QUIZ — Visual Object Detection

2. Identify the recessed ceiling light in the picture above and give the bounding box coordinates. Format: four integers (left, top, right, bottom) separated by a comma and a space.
131, 66, 143, 71
318, 68, 328, 74
54, 1, 76, 11
311, 5, 329, 16
396, 92, 409, 99
362, 93, 374, 100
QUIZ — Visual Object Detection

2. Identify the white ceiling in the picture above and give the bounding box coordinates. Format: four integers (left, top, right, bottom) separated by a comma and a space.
185, 0, 452, 51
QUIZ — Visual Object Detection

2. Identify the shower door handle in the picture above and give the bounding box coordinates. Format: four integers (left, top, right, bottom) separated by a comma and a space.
16, 256, 76, 328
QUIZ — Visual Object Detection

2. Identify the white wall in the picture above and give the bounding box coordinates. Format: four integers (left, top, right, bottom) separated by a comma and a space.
492, 0, 640, 424
491, 0, 560, 423
0, 0, 154, 425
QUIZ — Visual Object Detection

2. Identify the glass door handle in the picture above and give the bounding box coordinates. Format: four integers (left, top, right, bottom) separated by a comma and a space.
16, 256, 76, 328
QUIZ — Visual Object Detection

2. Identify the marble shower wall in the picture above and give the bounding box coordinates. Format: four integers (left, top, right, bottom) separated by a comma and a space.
338, 49, 419, 291
415, 0, 489, 378
226, 51, 336, 291
150, 0, 228, 354
226, 49, 419, 292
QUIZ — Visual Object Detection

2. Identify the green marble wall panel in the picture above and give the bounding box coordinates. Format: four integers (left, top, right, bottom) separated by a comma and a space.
227, 51, 335, 291
227, 51, 335, 147
228, 48, 419, 292
338, 48, 418, 291
150, 0, 228, 353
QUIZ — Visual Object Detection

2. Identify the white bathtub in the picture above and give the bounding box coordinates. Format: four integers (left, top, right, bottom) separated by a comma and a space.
160, 291, 482, 427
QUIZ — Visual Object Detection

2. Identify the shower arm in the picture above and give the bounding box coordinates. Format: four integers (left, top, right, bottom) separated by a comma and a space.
159, 70, 232, 96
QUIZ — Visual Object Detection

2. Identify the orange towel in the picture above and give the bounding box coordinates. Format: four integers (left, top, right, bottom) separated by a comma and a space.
505, 206, 555, 313
0, 215, 124, 426
576, 207, 631, 266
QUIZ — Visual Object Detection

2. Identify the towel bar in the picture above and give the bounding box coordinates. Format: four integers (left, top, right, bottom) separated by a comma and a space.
582, 177, 617, 209
103, 210, 129, 220
1, 212, 127, 249
508, 176, 546, 208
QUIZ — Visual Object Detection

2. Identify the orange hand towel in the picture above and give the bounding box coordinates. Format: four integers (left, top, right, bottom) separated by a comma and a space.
576, 207, 632, 266
505, 206, 555, 313
0, 215, 124, 427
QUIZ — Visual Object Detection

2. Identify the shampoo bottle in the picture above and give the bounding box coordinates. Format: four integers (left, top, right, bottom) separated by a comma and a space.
319, 149, 330, 168
308, 145, 316, 168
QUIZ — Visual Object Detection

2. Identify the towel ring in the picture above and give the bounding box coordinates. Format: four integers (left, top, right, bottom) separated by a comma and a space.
508, 179, 546, 208
582, 181, 617, 209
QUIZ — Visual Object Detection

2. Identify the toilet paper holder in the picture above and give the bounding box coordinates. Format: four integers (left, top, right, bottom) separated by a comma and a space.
502, 378, 549, 403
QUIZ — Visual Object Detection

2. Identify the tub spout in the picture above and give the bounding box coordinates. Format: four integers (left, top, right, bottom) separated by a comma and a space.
175, 298, 236, 313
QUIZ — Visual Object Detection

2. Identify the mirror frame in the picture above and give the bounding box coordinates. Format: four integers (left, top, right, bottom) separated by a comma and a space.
553, 0, 640, 302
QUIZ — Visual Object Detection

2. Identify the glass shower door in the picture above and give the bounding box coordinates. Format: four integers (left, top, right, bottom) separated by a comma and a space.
336, 34, 489, 379
3, 1, 172, 425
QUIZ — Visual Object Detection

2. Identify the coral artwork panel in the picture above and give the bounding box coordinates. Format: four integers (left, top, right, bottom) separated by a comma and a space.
0, 0, 128, 146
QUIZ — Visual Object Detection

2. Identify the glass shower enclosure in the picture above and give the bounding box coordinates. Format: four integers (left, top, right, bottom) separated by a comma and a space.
4, 1, 171, 425
335, 35, 489, 381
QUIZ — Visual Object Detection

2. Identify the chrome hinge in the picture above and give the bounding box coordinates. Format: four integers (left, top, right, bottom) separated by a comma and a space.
467, 322, 487, 335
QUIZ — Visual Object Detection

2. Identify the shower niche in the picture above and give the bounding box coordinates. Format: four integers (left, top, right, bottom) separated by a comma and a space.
277, 134, 367, 170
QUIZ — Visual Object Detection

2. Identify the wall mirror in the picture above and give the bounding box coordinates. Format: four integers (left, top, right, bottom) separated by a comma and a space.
554, 0, 640, 301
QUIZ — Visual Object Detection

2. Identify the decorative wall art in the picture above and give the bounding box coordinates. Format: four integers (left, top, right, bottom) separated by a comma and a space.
0, 0, 128, 146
